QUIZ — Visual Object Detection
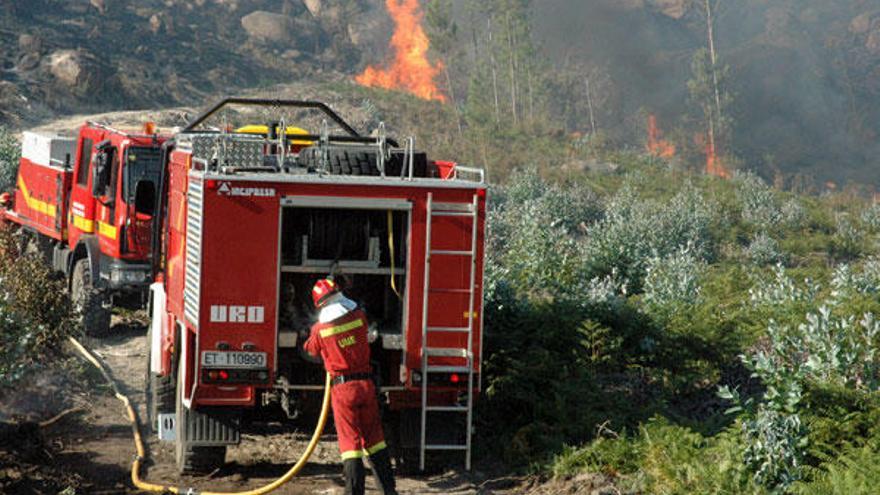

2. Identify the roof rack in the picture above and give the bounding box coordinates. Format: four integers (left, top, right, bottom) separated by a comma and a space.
179, 98, 485, 183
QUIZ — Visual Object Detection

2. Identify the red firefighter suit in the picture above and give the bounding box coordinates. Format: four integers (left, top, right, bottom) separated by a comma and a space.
304, 291, 396, 495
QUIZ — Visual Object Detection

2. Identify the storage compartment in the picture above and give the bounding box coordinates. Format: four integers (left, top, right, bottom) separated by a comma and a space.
278, 206, 409, 336
21, 131, 76, 169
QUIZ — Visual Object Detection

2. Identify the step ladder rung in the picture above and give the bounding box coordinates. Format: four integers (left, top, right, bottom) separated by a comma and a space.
431, 211, 475, 217
429, 288, 473, 294
427, 326, 471, 333
425, 405, 469, 412
430, 250, 475, 256
432, 202, 474, 213
425, 444, 469, 451
425, 365, 471, 373
424, 347, 470, 358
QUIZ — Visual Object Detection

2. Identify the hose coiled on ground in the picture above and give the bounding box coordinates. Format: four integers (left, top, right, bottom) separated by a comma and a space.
69, 336, 332, 495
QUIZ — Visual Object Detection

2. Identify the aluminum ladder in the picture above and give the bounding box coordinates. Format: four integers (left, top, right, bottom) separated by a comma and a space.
419, 192, 479, 471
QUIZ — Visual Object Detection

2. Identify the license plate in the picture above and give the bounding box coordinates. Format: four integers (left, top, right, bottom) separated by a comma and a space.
201, 351, 267, 369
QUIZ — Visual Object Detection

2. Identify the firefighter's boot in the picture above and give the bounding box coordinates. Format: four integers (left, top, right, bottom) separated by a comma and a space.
343, 458, 366, 495
368, 448, 398, 495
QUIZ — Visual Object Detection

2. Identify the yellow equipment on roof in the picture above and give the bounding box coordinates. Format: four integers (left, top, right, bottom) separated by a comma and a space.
236, 125, 314, 146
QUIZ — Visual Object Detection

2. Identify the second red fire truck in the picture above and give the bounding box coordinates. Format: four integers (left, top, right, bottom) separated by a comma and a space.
0, 123, 165, 335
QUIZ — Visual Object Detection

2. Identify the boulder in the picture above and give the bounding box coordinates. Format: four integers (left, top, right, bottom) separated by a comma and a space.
149, 14, 162, 34
347, 17, 382, 47
303, 0, 321, 17
867, 28, 880, 55
18, 34, 42, 54
851, 12, 875, 34
48, 50, 85, 87
649, 0, 687, 19
90, 0, 106, 15
17, 53, 41, 71
241, 11, 292, 42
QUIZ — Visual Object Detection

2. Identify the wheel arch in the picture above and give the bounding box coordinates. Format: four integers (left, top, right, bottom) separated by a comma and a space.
69, 235, 101, 290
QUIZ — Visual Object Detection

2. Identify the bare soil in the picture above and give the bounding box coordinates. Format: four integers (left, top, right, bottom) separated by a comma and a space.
0, 314, 536, 494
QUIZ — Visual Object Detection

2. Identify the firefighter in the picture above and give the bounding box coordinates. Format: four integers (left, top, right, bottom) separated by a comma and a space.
303, 277, 397, 495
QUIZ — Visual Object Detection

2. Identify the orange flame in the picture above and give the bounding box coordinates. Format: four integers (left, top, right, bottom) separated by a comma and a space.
355, 0, 447, 102
704, 134, 731, 178
646, 114, 676, 159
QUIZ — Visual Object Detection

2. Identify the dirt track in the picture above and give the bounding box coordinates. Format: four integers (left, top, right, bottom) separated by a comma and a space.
24, 316, 523, 494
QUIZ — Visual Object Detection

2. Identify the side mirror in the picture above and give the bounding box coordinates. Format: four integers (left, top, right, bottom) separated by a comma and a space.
134, 180, 156, 216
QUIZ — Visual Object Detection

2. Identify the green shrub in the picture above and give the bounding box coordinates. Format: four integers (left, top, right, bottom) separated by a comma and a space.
745, 232, 787, 266
793, 443, 880, 495
0, 229, 74, 389
0, 126, 19, 192
642, 244, 705, 321
584, 184, 717, 290
830, 215, 865, 261
550, 419, 762, 494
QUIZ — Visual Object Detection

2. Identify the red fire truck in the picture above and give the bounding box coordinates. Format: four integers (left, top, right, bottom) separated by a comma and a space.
145, 99, 487, 473
0, 124, 165, 335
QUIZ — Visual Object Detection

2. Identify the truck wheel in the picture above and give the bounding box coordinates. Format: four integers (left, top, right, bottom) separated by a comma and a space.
144, 329, 174, 434
175, 361, 226, 474
71, 258, 111, 337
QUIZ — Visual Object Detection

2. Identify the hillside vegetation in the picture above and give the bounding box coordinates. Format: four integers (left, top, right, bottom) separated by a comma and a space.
481, 156, 880, 494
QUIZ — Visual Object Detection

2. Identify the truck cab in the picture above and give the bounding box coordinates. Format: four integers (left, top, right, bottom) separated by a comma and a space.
0, 122, 166, 335
68, 123, 163, 286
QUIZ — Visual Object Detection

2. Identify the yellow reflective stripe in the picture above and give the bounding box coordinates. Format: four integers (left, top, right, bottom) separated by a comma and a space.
98, 221, 118, 240
72, 214, 95, 233
320, 319, 364, 339
366, 441, 387, 455
17, 176, 57, 218
340, 441, 386, 461
341, 450, 365, 460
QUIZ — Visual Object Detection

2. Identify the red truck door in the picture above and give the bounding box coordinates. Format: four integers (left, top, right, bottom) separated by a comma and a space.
67, 129, 99, 249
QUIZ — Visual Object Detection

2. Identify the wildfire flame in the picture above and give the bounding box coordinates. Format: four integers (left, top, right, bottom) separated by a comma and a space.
646, 115, 676, 159
355, 0, 447, 102
704, 135, 731, 179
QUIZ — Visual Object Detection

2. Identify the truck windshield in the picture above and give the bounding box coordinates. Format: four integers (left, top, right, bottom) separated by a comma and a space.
123, 146, 162, 207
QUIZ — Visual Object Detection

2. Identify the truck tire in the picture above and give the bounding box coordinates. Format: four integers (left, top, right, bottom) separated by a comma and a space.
299, 149, 380, 176
175, 361, 226, 474
144, 329, 174, 434
71, 258, 111, 337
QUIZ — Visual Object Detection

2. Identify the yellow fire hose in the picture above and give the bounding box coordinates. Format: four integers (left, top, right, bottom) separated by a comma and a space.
68, 336, 332, 495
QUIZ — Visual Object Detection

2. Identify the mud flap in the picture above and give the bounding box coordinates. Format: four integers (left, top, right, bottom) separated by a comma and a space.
179, 406, 241, 447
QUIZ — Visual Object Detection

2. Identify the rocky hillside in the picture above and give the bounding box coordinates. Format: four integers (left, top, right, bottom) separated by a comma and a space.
0, 0, 390, 127
4, 1, 880, 185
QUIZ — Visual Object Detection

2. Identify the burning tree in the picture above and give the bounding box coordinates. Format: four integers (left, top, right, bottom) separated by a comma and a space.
646, 114, 676, 159
688, 0, 733, 178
